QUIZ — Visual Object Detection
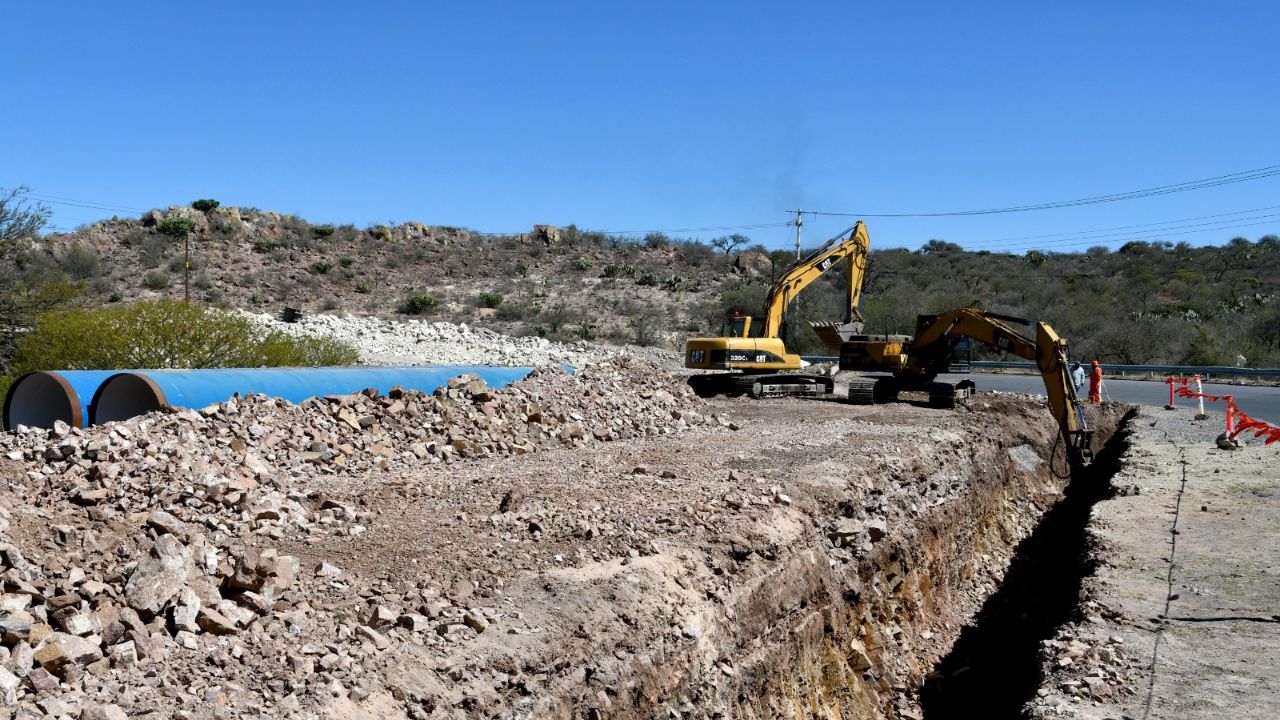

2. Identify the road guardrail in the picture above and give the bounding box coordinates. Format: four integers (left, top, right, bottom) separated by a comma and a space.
800, 357, 1280, 382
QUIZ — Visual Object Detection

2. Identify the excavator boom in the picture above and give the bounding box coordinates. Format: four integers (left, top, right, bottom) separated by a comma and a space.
684, 221, 871, 398
842, 307, 1094, 466
759, 221, 870, 338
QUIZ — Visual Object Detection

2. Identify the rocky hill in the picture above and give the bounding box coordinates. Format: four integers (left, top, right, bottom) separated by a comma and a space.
39, 206, 762, 350
27, 202, 1280, 366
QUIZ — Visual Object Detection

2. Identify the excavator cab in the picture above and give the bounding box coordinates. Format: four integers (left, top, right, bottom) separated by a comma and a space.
722, 313, 754, 338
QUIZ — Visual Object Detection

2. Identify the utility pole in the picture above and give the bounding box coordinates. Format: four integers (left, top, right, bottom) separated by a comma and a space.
790, 208, 803, 260
785, 209, 807, 345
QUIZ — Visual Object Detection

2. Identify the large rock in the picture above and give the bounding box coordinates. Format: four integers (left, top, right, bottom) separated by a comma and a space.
0, 665, 18, 705
125, 534, 194, 617
226, 548, 298, 601
0, 609, 33, 643
81, 704, 130, 720
33, 632, 103, 677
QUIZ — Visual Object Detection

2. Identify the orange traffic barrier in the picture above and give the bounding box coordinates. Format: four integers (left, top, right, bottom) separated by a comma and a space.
1172, 382, 1280, 445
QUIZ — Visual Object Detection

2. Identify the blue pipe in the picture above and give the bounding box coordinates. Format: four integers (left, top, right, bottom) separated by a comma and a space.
89, 366, 539, 425
4, 370, 124, 430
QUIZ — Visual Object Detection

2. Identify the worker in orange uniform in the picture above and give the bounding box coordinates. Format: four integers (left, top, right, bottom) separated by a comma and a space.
1088, 360, 1103, 403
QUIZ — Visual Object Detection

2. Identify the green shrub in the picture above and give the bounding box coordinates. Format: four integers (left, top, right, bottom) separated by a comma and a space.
403, 294, 439, 314
60, 243, 100, 280
143, 270, 169, 290
108, 291, 123, 303
643, 232, 670, 249
11, 300, 359, 372
355, 282, 372, 294
637, 273, 659, 286
479, 292, 504, 308
191, 199, 220, 212
340, 269, 356, 280
338, 256, 355, 267
138, 235, 169, 267
252, 238, 282, 253
310, 260, 334, 274
313, 225, 336, 238
572, 257, 593, 271
516, 261, 531, 277
663, 275, 685, 291
496, 301, 532, 321
157, 216, 197, 238
601, 264, 621, 278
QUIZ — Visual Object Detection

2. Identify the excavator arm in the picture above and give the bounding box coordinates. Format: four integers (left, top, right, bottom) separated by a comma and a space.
908, 308, 1093, 466
759, 221, 870, 338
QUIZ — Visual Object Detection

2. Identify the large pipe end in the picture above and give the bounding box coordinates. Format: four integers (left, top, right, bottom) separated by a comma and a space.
91, 373, 168, 425
4, 372, 83, 431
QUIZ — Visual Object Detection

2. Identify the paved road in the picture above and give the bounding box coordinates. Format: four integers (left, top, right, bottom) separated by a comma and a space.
940, 372, 1280, 424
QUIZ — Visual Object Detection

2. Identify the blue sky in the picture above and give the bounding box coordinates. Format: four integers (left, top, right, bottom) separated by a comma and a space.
4, 2, 1279, 251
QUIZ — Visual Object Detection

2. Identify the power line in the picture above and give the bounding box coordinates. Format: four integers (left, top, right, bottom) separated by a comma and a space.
967, 204, 1280, 245
874, 262, 1277, 282
805, 163, 1280, 218
966, 217, 1280, 254
965, 213, 1280, 252
598, 221, 793, 235
16, 192, 149, 215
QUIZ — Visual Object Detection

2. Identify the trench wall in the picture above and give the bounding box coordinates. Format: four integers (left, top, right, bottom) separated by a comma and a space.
550, 409, 1129, 719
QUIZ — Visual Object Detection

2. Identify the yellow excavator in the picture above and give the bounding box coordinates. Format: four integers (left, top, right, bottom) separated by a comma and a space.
840, 307, 1094, 465
685, 221, 870, 398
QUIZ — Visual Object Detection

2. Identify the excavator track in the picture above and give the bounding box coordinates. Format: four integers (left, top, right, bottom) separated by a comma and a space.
847, 378, 876, 405
688, 373, 833, 399
928, 380, 976, 409
846, 376, 900, 405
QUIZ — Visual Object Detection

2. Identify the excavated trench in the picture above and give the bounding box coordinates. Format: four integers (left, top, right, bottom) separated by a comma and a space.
919, 410, 1134, 718
568, 404, 1135, 719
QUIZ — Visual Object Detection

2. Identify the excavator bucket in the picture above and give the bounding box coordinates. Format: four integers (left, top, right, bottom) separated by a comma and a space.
810, 320, 866, 355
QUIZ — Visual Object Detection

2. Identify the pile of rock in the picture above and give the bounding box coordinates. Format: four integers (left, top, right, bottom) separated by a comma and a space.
244, 311, 679, 368
0, 357, 713, 715
1027, 600, 1145, 715
5, 357, 710, 493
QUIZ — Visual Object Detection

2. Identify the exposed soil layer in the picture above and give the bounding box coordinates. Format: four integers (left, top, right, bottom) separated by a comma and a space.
308, 395, 1127, 719
920, 410, 1133, 719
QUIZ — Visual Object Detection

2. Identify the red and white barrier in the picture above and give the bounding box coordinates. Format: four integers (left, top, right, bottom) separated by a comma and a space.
1170, 378, 1280, 445
1164, 376, 1191, 409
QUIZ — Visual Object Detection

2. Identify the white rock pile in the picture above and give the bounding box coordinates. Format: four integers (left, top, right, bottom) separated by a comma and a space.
245, 312, 671, 368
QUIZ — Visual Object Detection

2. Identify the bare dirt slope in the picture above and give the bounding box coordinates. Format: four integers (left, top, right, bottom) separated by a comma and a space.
1029, 408, 1280, 719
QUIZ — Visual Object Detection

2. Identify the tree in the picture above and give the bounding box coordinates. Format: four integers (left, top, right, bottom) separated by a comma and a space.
0, 186, 49, 244
0, 187, 82, 371
711, 233, 748, 255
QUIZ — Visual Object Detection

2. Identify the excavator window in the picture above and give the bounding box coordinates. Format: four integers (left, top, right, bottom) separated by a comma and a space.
724, 314, 752, 338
